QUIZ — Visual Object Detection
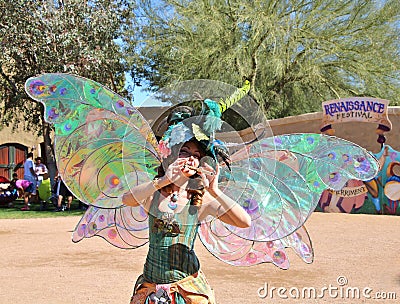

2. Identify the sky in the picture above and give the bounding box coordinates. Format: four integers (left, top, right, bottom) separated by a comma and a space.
125, 73, 166, 107
131, 85, 152, 107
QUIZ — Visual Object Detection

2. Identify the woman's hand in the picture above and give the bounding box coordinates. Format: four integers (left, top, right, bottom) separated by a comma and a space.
200, 163, 220, 197
164, 159, 189, 186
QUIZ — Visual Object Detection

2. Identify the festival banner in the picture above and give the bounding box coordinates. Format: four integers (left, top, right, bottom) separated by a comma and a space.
327, 185, 368, 198
320, 97, 392, 136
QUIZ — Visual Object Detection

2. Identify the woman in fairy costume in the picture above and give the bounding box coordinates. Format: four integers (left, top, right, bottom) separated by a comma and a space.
123, 106, 251, 303
24, 74, 380, 303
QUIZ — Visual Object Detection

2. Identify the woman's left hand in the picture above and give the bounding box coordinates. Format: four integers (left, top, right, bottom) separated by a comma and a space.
200, 163, 220, 196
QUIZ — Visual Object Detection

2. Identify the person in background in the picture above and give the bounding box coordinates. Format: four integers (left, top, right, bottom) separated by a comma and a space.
10, 173, 19, 189
53, 174, 74, 212
37, 172, 52, 210
34, 157, 48, 188
11, 172, 32, 198
21, 152, 37, 211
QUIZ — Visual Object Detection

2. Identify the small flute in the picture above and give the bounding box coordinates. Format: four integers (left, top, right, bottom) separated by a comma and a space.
183, 164, 215, 175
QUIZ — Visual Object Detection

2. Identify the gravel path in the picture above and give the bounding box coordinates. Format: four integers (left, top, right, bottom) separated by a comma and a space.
0, 213, 399, 303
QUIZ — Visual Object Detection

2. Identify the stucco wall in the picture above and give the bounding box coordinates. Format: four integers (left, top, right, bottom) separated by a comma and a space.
0, 125, 44, 154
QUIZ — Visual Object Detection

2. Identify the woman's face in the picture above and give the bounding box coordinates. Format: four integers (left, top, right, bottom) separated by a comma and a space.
178, 141, 203, 176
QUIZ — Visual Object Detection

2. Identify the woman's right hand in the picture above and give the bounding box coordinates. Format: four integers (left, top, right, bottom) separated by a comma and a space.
164, 159, 189, 185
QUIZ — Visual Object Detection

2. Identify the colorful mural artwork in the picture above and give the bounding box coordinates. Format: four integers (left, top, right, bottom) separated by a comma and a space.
316, 97, 400, 215
318, 179, 368, 213
317, 145, 400, 215
364, 145, 400, 215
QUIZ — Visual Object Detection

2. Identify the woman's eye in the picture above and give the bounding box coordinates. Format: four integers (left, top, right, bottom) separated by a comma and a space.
179, 150, 190, 157
179, 149, 200, 159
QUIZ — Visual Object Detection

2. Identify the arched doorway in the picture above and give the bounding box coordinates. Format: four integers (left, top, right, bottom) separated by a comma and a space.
0, 143, 27, 180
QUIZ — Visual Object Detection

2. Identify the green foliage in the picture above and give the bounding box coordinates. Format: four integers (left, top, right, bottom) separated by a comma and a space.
2, 0, 399, 123
129, 0, 400, 118
0, 0, 137, 132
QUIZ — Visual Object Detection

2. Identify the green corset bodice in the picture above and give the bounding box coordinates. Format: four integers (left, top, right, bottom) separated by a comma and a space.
143, 192, 200, 283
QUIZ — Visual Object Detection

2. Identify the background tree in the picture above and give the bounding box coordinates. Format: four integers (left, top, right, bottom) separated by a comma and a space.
0, 0, 137, 181
128, 0, 400, 118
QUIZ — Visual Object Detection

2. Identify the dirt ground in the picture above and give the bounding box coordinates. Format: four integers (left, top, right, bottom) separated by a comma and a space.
0, 212, 399, 304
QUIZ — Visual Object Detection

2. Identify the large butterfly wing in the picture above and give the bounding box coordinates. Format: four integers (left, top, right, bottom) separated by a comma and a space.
25, 73, 161, 248
258, 134, 379, 189
198, 217, 313, 269
199, 133, 379, 268
72, 205, 149, 249
216, 157, 319, 242
25, 73, 160, 209
219, 133, 379, 240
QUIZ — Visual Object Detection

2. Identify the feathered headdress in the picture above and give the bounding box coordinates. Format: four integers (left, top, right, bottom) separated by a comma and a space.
157, 79, 251, 167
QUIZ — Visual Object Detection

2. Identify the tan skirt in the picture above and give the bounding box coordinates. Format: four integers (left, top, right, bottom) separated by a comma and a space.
130, 270, 216, 304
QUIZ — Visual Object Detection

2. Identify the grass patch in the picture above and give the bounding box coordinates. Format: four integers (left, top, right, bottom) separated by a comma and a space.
0, 199, 86, 219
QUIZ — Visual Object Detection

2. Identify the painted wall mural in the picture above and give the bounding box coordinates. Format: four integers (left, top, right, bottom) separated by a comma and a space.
317, 145, 400, 215
364, 145, 400, 215
316, 97, 399, 215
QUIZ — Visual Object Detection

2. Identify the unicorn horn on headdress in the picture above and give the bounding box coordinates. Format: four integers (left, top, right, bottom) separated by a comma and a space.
203, 79, 251, 134
196, 79, 251, 170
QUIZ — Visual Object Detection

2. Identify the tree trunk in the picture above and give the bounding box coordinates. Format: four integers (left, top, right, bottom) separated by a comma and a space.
43, 122, 57, 187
